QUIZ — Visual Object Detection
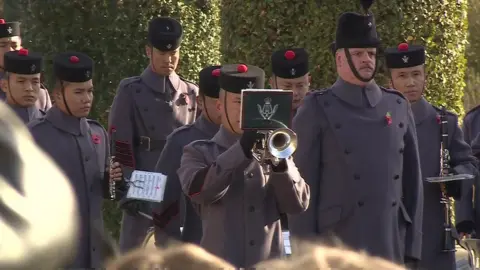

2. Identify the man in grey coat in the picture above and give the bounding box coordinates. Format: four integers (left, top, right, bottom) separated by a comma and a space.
28, 52, 112, 268
288, 2, 424, 266
153, 65, 222, 246
108, 17, 198, 252
177, 64, 309, 268
1, 48, 45, 123
385, 42, 477, 270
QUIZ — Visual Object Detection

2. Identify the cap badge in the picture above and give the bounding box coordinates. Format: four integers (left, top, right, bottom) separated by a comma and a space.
402, 55, 409, 63
85, 70, 91, 78
290, 68, 296, 75
247, 81, 254, 88
166, 26, 170, 31
367, 22, 372, 27
7, 27, 12, 34
258, 97, 278, 120
30, 64, 36, 72
166, 44, 172, 49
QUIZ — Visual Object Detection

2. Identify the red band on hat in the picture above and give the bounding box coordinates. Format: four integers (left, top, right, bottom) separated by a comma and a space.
237, 64, 248, 73
398, 43, 409, 51
284, 50, 295, 60
70, 56, 80, 63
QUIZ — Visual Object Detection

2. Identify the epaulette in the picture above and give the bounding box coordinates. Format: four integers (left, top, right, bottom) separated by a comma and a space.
465, 104, 480, 117
179, 75, 199, 88
381, 87, 407, 100
432, 105, 457, 117
87, 119, 107, 131
166, 123, 195, 139
118, 76, 142, 90
189, 138, 215, 148
307, 88, 329, 96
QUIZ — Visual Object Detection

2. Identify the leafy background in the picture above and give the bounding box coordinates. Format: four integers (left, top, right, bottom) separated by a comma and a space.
1, 0, 478, 239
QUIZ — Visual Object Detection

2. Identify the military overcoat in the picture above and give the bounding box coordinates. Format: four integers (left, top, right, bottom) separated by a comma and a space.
108, 66, 198, 252
28, 106, 109, 268
411, 97, 477, 270
8, 104, 44, 124
153, 115, 219, 246
288, 78, 424, 264
177, 126, 310, 268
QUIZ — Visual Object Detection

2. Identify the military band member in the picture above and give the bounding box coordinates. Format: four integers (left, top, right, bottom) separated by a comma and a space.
385, 42, 477, 270
269, 48, 310, 113
0, 19, 51, 111
28, 52, 111, 268
153, 65, 222, 246
108, 17, 198, 252
177, 63, 309, 268
1, 48, 44, 123
288, 2, 424, 266
463, 105, 480, 145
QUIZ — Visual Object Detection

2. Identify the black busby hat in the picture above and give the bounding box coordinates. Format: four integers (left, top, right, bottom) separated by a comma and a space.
271, 48, 309, 79
0, 19, 20, 38
53, 52, 94, 83
199, 65, 222, 98
219, 64, 265, 94
148, 17, 183, 51
4, 48, 42, 75
385, 43, 425, 69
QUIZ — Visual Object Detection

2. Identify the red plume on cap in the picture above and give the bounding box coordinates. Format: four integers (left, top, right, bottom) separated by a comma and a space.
18, 48, 28, 56
237, 64, 248, 73
284, 50, 295, 60
69, 56, 80, 63
398, 43, 409, 52
212, 68, 221, 77
0, 19, 5, 24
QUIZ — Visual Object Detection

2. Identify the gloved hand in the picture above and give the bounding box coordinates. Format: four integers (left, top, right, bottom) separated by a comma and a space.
456, 220, 475, 236
404, 256, 419, 270
239, 131, 263, 158
120, 200, 144, 217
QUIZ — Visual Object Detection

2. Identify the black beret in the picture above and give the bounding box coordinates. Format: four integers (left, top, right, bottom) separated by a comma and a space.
199, 65, 221, 98
219, 64, 265, 94
148, 17, 183, 51
53, 52, 94, 83
4, 49, 42, 75
271, 48, 309, 79
335, 12, 380, 49
0, 20, 20, 38
385, 43, 425, 69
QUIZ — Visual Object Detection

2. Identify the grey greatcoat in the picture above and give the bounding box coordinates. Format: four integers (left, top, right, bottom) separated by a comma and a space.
177, 126, 309, 268
108, 66, 198, 252
8, 104, 44, 124
289, 78, 423, 264
28, 106, 109, 269
153, 115, 219, 246
411, 98, 477, 270
463, 105, 480, 145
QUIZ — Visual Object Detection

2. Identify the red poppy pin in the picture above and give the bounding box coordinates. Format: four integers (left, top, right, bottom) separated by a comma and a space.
92, 134, 101, 144
385, 112, 392, 126
436, 114, 441, 124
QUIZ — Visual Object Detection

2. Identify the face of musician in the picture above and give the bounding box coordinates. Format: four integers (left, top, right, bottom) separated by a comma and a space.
145, 45, 180, 76
197, 94, 221, 125
269, 74, 310, 110
336, 47, 376, 86
1, 72, 41, 107
0, 36, 21, 69
217, 89, 242, 134
53, 80, 94, 118
389, 65, 426, 103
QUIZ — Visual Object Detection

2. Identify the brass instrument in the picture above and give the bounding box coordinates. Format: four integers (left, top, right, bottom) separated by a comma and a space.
462, 239, 480, 269
109, 129, 117, 200
252, 128, 297, 173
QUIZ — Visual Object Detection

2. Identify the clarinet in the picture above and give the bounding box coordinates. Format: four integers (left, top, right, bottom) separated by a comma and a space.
439, 108, 456, 252
109, 129, 117, 201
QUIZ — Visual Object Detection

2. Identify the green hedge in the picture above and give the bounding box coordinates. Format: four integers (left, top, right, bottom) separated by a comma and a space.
19, 0, 221, 240
220, 0, 468, 114
463, 0, 480, 111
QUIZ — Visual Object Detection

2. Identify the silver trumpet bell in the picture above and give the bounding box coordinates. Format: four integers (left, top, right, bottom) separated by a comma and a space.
267, 128, 298, 159
462, 238, 480, 269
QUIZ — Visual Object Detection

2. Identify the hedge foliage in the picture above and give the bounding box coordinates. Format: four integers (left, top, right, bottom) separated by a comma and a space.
463, 0, 480, 111
220, 0, 468, 114
18, 0, 221, 239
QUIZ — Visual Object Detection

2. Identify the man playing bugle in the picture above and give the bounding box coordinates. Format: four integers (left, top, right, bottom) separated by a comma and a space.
177, 64, 309, 268
385, 42, 477, 270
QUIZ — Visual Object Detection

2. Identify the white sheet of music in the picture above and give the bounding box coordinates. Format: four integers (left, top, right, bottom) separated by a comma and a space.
126, 170, 167, 203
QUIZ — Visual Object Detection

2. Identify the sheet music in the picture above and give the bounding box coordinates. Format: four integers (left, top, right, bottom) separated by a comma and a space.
126, 170, 167, 202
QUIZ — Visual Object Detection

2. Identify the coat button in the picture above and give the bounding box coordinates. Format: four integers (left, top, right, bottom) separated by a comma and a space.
392, 200, 397, 206
397, 99, 402, 104
84, 156, 90, 162
399, 148, 404, 154
358, 201, 364, 207
249, 206, 255, 212
249, 240, 255, 246
354, 174, 360, 180
324, 101, 330, 107
398, 122, 404, 128
335, 123, 341, 129
92, 247, 96, 251
394, 175, 400, 180
143, 107, 148, 112
344, 148, 351, 154
247, 173, 254, 178
149, 126, 155, 131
